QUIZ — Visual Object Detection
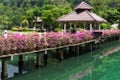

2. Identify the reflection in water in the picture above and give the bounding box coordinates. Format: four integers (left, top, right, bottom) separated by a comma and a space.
7, 40, 120, 80
0, 62, 27, 80
76, 66, 94, 79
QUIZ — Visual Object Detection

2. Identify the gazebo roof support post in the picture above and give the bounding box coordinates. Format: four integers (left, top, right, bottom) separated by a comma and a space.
64, 22, 67, 33
74, 22, 77, 29
90, 23, 93, 32
69, 23, 72, 29
77, 22, 80, 28
83, 23, 86, 29
99, 23, 101, 30
92, 23, 95, 30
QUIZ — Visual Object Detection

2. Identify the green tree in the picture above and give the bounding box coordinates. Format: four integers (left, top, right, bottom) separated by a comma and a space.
41, 4, 72, 28
105, 9, 120, 24
32, 7, 41, 28
26, 9, 34, 27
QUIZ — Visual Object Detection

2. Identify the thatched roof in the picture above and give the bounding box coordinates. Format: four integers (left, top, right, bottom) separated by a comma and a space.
57, 1, 107, 23
57, 10, 107, 23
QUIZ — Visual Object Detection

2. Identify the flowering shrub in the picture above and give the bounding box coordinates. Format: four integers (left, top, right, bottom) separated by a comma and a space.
4, 38, 11, 55
0, 37, 5, 55
25, 35, 36, 51
9, 36, 17, 54
58, 33, 70, 46
33, 35, 42, 50
14, 34, 27, 52
46, 32, 59, 48
102, 30, 120, 37
0, 29, 119, 56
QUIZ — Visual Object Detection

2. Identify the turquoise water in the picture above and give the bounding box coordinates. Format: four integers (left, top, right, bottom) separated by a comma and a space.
6, 40, 120, 80
81, 51, 120, 80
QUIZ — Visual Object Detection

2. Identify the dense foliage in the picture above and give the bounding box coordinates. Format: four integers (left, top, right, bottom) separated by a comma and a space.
0, 0, 120, 29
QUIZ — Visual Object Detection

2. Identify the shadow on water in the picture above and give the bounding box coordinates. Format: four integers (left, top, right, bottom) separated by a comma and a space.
6, 40, 120, 80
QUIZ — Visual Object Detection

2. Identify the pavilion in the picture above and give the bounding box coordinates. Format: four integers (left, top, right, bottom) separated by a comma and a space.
33, 17, 42, 23
57, 1, 107, 32
33, 17, 44, 30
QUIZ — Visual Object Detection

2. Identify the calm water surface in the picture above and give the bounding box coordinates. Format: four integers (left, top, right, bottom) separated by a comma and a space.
5, 40, 120, 80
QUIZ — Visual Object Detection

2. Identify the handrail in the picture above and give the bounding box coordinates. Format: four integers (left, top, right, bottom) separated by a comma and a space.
0, 39, 96, 59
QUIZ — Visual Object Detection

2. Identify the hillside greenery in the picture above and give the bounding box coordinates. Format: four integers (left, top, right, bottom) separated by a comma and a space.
0, 0, 120, 30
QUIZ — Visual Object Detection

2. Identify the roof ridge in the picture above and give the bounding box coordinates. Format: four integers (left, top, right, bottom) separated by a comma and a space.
56, 11, 74, 22
90, 12, 107, 22
81, 1, 91, 8
74, 1, 93, 10
84, 10, 96, 21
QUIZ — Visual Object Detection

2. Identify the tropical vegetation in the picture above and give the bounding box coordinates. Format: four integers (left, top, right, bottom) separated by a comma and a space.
0, 0, 120, 29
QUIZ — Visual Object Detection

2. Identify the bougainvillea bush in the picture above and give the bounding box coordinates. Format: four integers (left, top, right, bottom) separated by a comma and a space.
102, 30, 120, 37
0, 29, 119, 56
0, 37, 5, 55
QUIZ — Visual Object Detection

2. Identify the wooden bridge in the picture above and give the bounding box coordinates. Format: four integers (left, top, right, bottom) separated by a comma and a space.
0, 34, 119, 80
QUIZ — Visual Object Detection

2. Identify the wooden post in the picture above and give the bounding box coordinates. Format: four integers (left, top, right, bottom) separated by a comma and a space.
118, 34, 120, 41
59, 48, 64, 60
113, 35, 116, 41
76, 46, 79, 55
1, 58, 8, 80
79, 45, 82, 54
85, 43, 93, 52
97, 42, 99, 49
73, 46, 76, 53
35, 52, 41, 68
43, 51, 48, 67
90, 43, 93, 52
18, 55, 24, 74
66, 47, 69, 55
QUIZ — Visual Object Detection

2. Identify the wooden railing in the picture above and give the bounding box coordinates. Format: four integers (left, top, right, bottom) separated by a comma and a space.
0, 39, 95, 58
